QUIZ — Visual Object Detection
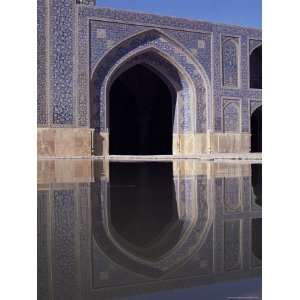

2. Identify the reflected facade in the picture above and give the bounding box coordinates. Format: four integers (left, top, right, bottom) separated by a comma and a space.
38, 160, 262, 299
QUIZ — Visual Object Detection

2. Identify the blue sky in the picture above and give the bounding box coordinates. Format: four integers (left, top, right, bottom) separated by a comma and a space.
96, 0, 262, 28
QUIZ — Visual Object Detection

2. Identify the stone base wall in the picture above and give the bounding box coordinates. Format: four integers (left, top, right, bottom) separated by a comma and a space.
38, 128, 92, 157
38, 159, 93, 184
37, 128, 251, 157
209, 133, 250, 153
172, 160, 251, 178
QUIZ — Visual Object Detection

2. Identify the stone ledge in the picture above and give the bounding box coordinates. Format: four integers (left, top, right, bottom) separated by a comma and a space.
38, 129, 254, 157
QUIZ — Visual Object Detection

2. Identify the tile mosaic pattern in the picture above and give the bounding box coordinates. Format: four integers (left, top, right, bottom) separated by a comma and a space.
37, 0, 48, 125
37, 2, 262, 132
224, 219, 241, 271
222, 37, 239, 88
223, 99, 241, 132
90, 29, 209, 133
77, 0, 95, 5
50, 0, 75, 125
52, 190, 78, 299
213, 27, 261, 132
224, 178, 241, 212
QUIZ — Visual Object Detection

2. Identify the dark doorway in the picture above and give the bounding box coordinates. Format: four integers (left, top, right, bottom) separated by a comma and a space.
250, 45, 262, 89
109, 162, 182, 260
251, 164, 262, 207
252, 218, 262, 260
109, 64, 174, 155
251, 106, 262, 152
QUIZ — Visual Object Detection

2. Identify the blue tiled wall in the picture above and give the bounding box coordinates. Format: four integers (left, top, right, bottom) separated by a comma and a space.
37, 1, 262, 133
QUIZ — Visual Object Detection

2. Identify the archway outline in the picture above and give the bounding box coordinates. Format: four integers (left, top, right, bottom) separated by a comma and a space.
92, 174, 214, 278
250, 104, 262, 153
90, 28, 212, 155
105, 49, 188, 138
222, 37, 240, 88
249, 44, 262, 89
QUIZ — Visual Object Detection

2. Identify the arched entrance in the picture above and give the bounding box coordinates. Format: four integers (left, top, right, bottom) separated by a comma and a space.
90, 29, 211, 156
109, 64, 174, 155
250, 45, 262, 89
251, 106, 262, 152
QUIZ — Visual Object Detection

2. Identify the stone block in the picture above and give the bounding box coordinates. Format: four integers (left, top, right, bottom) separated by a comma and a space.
37, 159, 93, 184
210, 133, 250, 153
38, 129, 55, 156
38, 128, 92, 157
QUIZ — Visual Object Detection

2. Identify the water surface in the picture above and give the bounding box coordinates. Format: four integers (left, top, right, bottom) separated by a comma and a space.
38, 160, 262, 300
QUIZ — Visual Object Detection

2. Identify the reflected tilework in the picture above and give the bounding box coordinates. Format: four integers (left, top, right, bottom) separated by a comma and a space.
37, 191, 49, 300
224, 219, 241, 271
242, 176, 252, 212
224, 178, 241, 213
52, 190, 78, 299
37, 161, 261, 299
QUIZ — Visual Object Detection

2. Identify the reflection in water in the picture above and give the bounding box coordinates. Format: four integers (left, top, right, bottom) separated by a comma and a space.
252, 218, 262, 260
110, 163, 182, 260
37, 160, 262, 300
252, 164, 262, 207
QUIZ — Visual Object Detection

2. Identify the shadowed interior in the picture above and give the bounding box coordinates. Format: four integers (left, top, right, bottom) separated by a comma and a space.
251, 164, 262, 207
252, 218, 262, 260
250, 45, 262, 89
109, 162, 183, 260
109, 64, 174, 155
251, 106, 262, 153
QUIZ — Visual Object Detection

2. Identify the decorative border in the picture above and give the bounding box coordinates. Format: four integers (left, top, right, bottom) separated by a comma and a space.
221, 35, 241, 89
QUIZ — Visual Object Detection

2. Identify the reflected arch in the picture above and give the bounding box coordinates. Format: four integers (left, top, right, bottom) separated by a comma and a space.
91, 162, 214, 278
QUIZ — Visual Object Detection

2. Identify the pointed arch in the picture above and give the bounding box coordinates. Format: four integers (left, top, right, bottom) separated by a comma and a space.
91, 167, 214, 278
250, 45, 262, 89
251, 105, 262, 152
90, 28, 211, 155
